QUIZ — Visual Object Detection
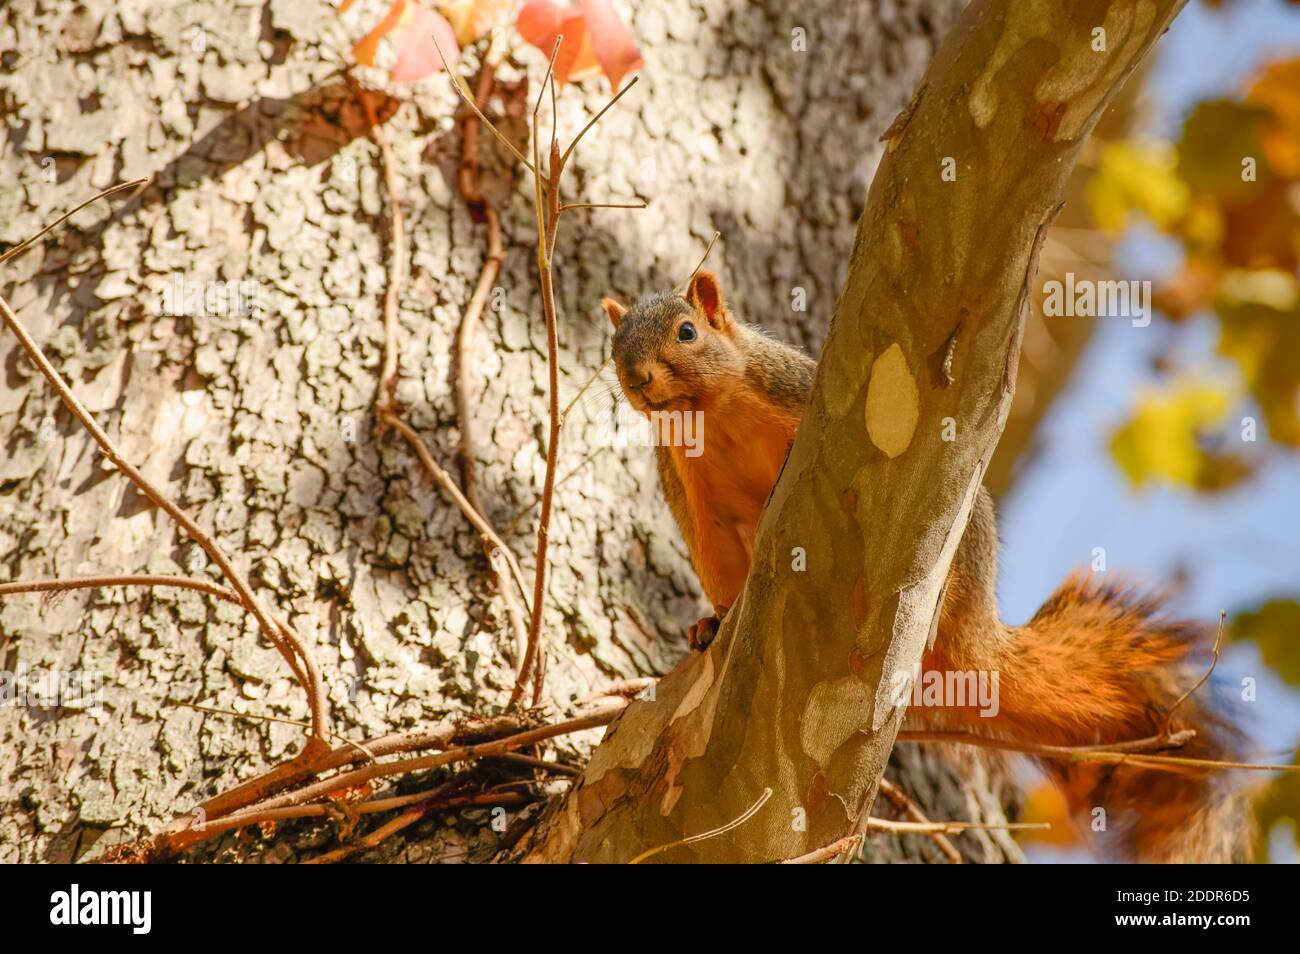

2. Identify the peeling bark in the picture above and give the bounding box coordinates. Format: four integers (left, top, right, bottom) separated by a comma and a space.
522, 0, 1187, 864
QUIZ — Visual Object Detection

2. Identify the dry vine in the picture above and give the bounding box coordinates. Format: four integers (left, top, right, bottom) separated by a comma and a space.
0, 33, 651, 862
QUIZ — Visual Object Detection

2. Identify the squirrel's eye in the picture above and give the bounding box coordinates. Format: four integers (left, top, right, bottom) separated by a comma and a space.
677, 321, 697, 343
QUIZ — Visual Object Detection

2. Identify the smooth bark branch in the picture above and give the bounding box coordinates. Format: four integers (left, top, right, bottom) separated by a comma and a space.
523, 0, 1187, 863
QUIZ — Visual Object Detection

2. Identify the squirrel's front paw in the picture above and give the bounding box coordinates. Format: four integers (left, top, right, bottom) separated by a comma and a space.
687, 615, 720, 651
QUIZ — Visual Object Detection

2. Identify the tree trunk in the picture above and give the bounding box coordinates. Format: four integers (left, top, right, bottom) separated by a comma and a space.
0, 0, 1012, 863
521, 0, 1187, 864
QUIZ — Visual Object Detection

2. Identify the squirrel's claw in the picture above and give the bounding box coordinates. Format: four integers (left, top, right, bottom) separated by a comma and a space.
687, 614, 721, 652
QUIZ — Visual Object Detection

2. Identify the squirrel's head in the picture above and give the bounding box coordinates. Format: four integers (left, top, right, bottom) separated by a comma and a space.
603, 270, 745, 415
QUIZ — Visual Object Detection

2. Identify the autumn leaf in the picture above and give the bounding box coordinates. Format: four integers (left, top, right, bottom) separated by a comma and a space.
517, 0, 642, 89
439, 0, 511, 46
1246, 57, 1300, 178
1177, 99, 1274, 201
352, 0, 460, 82
577, 0, 644, 92
1251, 756, 1300, 864
1216, 295, 1300, 447
1017, 781, 1082, 849
518, 1, 598, 86
1230, 598, 1300, 688
1108, 379, 1250, 491
1086, 139, 1189, 235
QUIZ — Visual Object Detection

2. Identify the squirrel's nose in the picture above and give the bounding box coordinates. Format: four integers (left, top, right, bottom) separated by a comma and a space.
627, 368, 653, 391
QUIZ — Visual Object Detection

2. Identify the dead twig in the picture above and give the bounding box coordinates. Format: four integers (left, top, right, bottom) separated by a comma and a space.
434, 34, 644, 710
781, 818, 1050, 864
629, 786, 773, 864
0, 177, 149, 267
877, 778, 962, 864
451, 55, 530, 674
0, 574, 239, 604
347, 75, 404, 428
0, 290, 327, 742
513, 36, 567, 708
1162, 609, 1225, 740
112, 694, 629, 861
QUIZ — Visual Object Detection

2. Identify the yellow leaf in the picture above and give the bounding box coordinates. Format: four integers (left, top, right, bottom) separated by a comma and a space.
1108, 379, 1243, 490
1086, 140, 1189, 235
439, 0, 511, 46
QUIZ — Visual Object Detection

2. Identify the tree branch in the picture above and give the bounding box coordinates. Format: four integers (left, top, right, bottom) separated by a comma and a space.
522, 0, 1191, 863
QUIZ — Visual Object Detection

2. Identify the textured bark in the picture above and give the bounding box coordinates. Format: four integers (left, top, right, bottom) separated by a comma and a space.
522, 0, 1187, 864
0, 0, 1010, 863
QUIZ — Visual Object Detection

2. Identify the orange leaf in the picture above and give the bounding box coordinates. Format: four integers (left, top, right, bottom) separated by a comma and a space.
1247, 58, 1300, 178
579, 0, 643, 91
439, 0, 511, 46
1019, 781, 1081, 848
354, 0, 459, 81
353, 0, 407, 68
517, 0, 565, 48
389, 0, 459, 81
518, 1, 601, 86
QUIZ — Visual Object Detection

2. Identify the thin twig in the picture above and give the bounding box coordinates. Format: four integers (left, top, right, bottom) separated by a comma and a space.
1163, 609, 1225, 738
431, 29, 540, 178
628, 787, 773, 864
780, 818, 1050, 864
0, 291, 327, 740
0, 574, 239, 604
895, 728, 1299, 773
781, 833, 865, 865
0, 177, 150, 267
559, 76, 639, 170
559, 200, 647, 213
894, 728, 1198, 759
680, 230, 721, 292
488, 751, 582, 777
877, 778, 962, 864
348, 75, 404, 427
451, 55, 530, 674
510, 37, 566, 709
867, 817, 1051, 835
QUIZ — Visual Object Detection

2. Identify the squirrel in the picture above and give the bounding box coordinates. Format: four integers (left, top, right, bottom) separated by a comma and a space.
602, 270, 1250, 863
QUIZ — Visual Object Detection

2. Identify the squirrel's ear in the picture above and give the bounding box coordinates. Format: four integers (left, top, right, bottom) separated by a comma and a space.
687, 271, 727, 328
601, 297, 627, 329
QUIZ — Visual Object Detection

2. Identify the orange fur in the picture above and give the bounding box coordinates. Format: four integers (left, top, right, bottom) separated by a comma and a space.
920, 573, 1249, 862
671, 387, 800, 611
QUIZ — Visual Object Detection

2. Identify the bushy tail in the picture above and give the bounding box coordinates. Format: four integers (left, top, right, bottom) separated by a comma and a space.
926, 573, 1252, 862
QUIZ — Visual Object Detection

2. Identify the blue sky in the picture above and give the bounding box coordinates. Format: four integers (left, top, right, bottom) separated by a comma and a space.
996, 0, 1300, 861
